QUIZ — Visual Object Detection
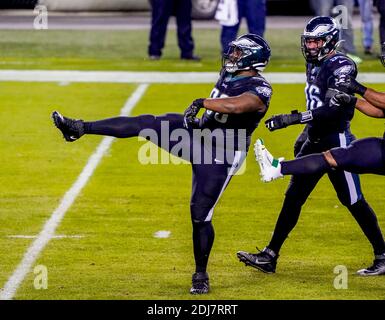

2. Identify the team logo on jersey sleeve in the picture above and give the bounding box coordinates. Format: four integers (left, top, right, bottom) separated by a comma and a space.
333, 65, 354, 76
256, 86, 272, 97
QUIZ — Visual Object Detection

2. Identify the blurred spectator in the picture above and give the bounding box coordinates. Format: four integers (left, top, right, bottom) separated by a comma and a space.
148, 0, 200, 61
358, 0, 374, 54
216, 0, 266, 53
377, 0, 385, 48
310, 0, 362, 63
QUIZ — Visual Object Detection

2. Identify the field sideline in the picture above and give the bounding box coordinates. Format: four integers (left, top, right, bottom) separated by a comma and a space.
0, 70, 384, 84
1, 78, 385, 300
0, 28, 383, 72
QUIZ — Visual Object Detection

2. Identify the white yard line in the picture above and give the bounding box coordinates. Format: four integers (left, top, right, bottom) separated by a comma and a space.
153, 231, 171, 239
6, 235, 85, 239
0, 84, 148, 301
0, 70, 384, 83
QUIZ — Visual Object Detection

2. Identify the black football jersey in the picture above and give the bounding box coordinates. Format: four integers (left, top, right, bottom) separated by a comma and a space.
200, 69, 272, 136
305, 52, 357, 137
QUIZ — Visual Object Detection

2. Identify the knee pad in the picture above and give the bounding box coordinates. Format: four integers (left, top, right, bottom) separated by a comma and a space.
191, 204, 213, 224
335, 179, 363, 207
329, 146, 350, 167
338, 194, 354, 207
136, 115, 160, 143
191, 220, 213, 229
348, 198, 367, 211
138, 114, 157, 128
336, 187, 363, 207
346, 198, 377, 223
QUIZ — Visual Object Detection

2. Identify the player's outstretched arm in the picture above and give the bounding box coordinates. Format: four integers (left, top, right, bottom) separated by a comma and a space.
203, 92, 267, 114
265, 92, 356, 132
355, 98, 385, 118
264, 111, 303, 131
183, 93, 267, 128
362, 88, 385, 110
336, 75, 385, 109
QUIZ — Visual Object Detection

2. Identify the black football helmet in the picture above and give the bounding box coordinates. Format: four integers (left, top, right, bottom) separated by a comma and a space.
301, 16, 341, 63
222, 33, 271, 73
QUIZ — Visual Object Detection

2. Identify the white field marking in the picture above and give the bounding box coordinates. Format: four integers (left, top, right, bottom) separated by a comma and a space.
6, 235, 84, 239
0, 70, 384, 84
153, 231, 171, 238
0, 83, 149, 301
58, 81, 70, 86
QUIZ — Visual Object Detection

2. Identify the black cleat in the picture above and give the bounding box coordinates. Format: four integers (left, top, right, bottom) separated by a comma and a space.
237, 247, 278, 274
52, 111, 84, 142
357, 254, 385, 276
190, 272, 210, 295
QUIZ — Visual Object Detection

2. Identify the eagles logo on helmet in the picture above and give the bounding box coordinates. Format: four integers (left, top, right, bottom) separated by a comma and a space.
301, 16, 341, 63
222, 33, 271, 73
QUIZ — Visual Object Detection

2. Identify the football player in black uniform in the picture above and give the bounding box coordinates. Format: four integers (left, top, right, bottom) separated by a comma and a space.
251, 49, 385, 275
52, 34, 273, 294
237, 17, 385, 276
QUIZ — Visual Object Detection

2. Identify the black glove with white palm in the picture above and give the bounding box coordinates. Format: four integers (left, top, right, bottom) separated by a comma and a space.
265, 90, 357, 132
265, 110, 311, 131
183, 98, 205, 129
329, 90, 357, 108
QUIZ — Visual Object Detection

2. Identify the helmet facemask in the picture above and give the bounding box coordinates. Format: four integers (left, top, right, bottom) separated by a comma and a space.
222, 34, 271, 73
301, 34, 341, 63
222, 45, 253, 73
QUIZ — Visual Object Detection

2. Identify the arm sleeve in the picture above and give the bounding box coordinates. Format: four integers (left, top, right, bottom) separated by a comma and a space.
326, 56, 358, 95
247, 82, 272, 110
306, 103, 354, 123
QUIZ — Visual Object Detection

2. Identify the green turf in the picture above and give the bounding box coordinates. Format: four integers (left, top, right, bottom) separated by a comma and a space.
2, 82, 385, 299
0, 82, 136, 294
0, 28, 382, 72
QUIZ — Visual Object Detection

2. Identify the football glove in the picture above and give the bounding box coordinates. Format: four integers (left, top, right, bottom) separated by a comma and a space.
329, 91, 357, 108
335, 75, 367, 96
265, 110, 302, 131
183, 98, 205, 129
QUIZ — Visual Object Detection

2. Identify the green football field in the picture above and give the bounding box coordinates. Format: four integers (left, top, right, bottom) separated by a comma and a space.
1, 26, 385, 300
1, 81, 385, 300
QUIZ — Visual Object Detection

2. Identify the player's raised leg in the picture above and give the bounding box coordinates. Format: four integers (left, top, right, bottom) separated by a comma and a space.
254, 138, 332, 182
52, 111, 191, 155
52, 111, 85, 142
254, 138, 385, 182
254, 138, 284, 182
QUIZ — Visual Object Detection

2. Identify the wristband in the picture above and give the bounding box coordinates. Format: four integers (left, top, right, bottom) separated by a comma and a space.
300, 110, 313, 123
